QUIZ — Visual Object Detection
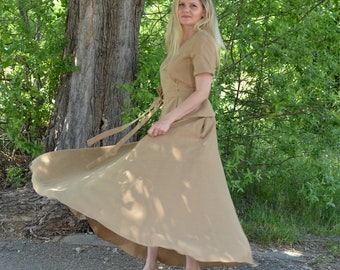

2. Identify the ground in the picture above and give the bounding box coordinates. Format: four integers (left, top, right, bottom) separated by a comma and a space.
0, 175, 339, 269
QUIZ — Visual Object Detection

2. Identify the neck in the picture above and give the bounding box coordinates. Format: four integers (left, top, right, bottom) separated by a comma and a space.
182, 27, 197, 43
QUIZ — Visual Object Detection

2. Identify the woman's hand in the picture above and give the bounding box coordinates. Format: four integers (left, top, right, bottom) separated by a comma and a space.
147, 118, 172, 137
148, 73, 213, 137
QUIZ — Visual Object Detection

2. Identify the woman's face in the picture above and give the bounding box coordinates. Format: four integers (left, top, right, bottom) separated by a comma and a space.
177, 0, 205, 28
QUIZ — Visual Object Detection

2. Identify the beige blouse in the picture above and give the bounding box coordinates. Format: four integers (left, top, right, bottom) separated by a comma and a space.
160, 30, 217, 119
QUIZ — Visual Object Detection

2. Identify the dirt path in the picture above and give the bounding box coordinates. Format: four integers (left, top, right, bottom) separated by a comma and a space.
0, 184, 339, 270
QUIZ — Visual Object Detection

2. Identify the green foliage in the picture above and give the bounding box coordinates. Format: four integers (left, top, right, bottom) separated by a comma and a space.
6, 165, 25, 188
325, 240, 340, 256
0, 0, 70, 156
210, 0, 340, 241
138, 0, 339, 242
240, 203, 303, 244
0, 0, 338, 243
122, 0, 171, 136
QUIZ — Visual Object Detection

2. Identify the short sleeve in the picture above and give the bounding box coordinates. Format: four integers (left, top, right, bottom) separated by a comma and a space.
191, 31, 218, 76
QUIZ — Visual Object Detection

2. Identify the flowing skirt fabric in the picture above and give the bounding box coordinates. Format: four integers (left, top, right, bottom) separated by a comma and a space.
31, 117, 256, 267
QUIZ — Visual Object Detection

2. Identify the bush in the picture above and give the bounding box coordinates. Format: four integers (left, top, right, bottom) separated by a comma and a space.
0, 0, 70, 156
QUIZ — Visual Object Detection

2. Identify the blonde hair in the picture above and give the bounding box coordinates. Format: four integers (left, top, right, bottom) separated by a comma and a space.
164, 0, 225, 64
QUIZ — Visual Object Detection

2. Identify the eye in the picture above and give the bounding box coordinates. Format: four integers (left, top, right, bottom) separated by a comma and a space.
189, 3, 199, 9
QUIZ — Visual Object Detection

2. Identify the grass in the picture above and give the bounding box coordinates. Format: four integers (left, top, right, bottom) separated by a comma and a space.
325, 241, 340, 256
239, 204, 303, 244
238, 202, 339, 245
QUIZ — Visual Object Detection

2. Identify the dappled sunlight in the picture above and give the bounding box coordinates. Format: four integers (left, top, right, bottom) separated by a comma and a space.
121, 172, 151, 198
119, 170, 157, 222
183, 180, 192, 189
74, 54, 78, 66
121, 188, 146, 221
29, 112, 255, 266
40, 154, 52, 165
135, 179, 151, 197
283, 249, 303, 257
124, 170, 135, 182
48, 172, 93, 192
171, 146, 183, 161
180, 194, 192, 213
32, 155, 52, 178
153, 197, 165, 218
48, 186, 67, 192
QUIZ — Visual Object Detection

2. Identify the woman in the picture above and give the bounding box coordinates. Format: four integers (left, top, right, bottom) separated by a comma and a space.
31, 0, 256, 269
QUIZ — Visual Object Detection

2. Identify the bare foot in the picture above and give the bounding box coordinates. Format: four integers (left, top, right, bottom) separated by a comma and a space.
142, 262, 159, 270
143, 247, 159, 270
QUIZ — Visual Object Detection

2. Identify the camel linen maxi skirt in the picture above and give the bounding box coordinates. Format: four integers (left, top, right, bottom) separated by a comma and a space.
31, 110, 256, 267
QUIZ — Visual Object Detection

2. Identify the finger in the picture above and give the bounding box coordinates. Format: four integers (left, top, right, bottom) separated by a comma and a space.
147, 126, 155, 136
148, 126, 159, 137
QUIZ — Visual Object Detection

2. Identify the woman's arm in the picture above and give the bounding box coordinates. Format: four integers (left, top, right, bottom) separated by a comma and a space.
148, 72, 213, 137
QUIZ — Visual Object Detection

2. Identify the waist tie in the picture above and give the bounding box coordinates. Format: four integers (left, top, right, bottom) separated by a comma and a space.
86, 91, 163, 169
86, 88, 211, 169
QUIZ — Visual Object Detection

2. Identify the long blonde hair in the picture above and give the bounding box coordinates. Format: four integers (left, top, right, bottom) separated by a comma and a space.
164, 0, 225, 64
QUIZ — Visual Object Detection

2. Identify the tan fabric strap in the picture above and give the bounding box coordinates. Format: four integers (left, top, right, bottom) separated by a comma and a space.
87, 96, 162, 147
86, 96, 163, 169
87, 119, 139, 147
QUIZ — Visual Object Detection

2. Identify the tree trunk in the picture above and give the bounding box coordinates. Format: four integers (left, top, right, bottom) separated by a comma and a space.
45, 0, 145, 151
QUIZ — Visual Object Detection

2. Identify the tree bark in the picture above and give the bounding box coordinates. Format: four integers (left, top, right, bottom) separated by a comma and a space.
45, 0, 145, 151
